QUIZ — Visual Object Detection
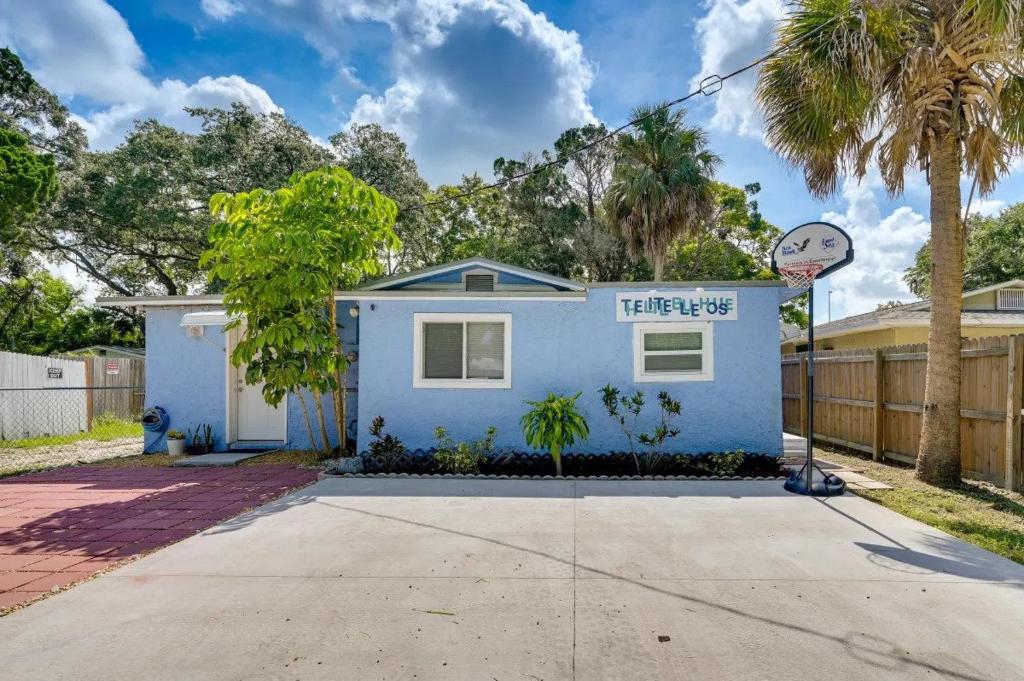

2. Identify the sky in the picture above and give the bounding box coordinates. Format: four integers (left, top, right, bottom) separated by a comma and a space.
1, 0, 1022, 322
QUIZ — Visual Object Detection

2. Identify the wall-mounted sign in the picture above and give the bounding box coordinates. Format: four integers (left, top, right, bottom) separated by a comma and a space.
47, 367, 63, 379
616, 291, 738, 322
105, 361, 120, 375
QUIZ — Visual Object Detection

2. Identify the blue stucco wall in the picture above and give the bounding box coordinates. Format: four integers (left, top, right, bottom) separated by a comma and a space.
356, 287, 786, 455
144, 304, 358, 453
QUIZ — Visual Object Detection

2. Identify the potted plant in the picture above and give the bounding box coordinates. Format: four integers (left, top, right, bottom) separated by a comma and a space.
166, 430, 186, 456
185, 425, 212, 456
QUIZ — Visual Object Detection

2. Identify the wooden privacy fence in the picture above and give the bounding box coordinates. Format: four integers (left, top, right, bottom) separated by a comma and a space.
782, 334, 1024, 492
79, 356, 146, 423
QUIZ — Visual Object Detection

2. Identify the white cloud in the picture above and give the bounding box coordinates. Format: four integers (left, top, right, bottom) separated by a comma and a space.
691, 0, 784, 137
1, 0, 281, 150
200, 0, 244, 21
969, 198, 1006, 217
209, 0, 597, 184
77, 76, 282, 149
820, 174, 930, 319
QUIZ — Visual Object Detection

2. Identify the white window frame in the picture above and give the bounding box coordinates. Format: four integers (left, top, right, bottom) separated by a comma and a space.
413, 313, 512, 389
633, 321, 714, 383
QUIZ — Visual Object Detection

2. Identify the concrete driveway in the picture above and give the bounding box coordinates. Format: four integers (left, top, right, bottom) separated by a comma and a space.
1, 477, 1022, 681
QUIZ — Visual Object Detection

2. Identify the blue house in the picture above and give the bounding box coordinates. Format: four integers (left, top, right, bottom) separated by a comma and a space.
99, 258, 798, 456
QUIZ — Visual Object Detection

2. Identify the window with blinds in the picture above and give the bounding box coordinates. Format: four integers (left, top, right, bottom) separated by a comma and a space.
633, 322, 713, 382
415, 314, 511, 388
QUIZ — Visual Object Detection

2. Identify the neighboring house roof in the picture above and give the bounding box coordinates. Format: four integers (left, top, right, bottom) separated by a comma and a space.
786, 279, 1024, 344
64, 345, 145, 358
779, 323, 803, 342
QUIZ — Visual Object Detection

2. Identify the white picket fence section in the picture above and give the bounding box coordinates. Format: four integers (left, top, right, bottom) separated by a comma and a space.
0, 351, 87, 440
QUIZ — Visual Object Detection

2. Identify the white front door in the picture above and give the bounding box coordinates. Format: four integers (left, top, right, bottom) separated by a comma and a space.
235, 374, 286, 441
228, 328, 287, 442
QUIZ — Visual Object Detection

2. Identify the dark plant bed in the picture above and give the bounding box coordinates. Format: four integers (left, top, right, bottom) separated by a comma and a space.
356, 450, 786, 478
184, 444, 212, 456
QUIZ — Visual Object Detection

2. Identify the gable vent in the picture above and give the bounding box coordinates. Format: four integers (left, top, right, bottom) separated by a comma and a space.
465, 273, 495, 292
997, 288, 1024, 310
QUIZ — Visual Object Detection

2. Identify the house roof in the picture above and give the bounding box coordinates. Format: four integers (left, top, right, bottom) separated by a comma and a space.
359, 257, 587, 292
784, 279, 1024, 344
65, 344, 145, 358
97, 258, 795, 308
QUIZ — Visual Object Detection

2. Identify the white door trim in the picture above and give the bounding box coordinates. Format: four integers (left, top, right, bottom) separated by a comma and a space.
225, 326, 288, 443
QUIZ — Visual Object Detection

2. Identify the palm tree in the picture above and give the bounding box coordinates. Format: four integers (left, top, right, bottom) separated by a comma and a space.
756, 0, 1023, 485
604, 105, 719, 281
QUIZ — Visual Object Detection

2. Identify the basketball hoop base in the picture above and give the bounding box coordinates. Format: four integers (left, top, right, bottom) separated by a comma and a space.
784, 463, 846, 496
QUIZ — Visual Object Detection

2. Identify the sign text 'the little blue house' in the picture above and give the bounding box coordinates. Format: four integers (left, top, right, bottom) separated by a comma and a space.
615, 291, 738, 322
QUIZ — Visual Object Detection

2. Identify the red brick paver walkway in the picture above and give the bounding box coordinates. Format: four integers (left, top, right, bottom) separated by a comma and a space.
0, 465, 317, 613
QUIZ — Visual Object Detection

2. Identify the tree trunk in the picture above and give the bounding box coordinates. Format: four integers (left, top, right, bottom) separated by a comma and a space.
295, 390, 319, 453
328, 297, 347, 452
551, 444, 562, 477
651, 251, 664, 281
916, 134, 963, 486
311, 389, 332, 458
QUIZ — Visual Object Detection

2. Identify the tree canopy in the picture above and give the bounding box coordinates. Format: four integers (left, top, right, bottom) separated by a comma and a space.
3, 47, 812, 354
905, 203, 1024, 297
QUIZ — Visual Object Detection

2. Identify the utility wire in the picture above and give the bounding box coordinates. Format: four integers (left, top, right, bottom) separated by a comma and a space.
399, 10, 846, 214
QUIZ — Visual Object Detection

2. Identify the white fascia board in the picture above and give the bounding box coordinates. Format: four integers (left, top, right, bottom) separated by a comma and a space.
96, 295, 224, 308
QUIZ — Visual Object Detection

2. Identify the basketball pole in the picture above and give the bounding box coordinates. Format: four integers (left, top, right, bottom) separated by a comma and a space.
805, 281, 815, 492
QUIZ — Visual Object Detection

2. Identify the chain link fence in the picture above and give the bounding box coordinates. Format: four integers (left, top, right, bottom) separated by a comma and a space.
0, 386, 145, 448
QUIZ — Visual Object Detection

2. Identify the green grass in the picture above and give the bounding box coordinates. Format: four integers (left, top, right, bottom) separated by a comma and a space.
819, 447, 1024, 565
0, 415, 142, 450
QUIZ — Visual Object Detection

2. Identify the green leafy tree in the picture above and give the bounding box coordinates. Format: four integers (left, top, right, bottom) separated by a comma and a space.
520, 392, 590, 476
22, 106, 332, 298
330, 123, 430, 274
756, 0, 1024, 485
0, 269, 141, 354
905, 203, 1024, 297
203, 167, 399, 454
604, 105, 720, 281
0, 47, 85, 168
0, 127, 57, 234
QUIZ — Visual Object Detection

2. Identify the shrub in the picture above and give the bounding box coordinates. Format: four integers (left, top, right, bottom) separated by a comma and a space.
636, 391, 681, 474
520, 392, 589, 476
367, 416, 407, 472
433, 426, 496, 474
683, 450, 745, 477
600, 385, 681, 475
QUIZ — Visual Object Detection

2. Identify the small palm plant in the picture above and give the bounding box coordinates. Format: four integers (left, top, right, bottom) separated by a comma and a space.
520, 392, 590, 476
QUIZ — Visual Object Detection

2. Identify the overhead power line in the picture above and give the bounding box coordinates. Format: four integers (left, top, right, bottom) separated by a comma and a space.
399, 10, 845, 214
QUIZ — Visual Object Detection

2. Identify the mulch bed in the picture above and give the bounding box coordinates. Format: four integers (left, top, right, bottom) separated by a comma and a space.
354, 450, 786, 478
0, 465, 317, 614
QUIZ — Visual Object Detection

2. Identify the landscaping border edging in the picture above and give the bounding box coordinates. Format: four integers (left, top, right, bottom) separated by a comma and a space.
318, 472, 787, 481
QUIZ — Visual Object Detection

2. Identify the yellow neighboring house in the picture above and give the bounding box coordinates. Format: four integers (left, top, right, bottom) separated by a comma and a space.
781, 279, 1024, 354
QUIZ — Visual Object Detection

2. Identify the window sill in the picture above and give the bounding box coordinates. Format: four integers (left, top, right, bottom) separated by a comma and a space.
413, 378, 512, 389
634, 372, 713, 383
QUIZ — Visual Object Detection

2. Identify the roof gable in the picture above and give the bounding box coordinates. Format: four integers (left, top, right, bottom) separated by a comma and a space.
359, 257, 585, 292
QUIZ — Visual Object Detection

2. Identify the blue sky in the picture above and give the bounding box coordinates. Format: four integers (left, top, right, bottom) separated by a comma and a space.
2, 0, 1021, 320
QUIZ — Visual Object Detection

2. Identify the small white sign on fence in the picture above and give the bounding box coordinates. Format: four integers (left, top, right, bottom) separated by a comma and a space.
105, 361, 120, 375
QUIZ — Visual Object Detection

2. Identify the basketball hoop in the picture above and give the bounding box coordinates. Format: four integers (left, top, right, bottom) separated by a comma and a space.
771, 221, 854, 497
777, 263, 824, 290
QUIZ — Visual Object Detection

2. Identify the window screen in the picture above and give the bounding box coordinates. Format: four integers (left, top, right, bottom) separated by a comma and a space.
466, 322, 504, 379
423, 323, 463, 379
